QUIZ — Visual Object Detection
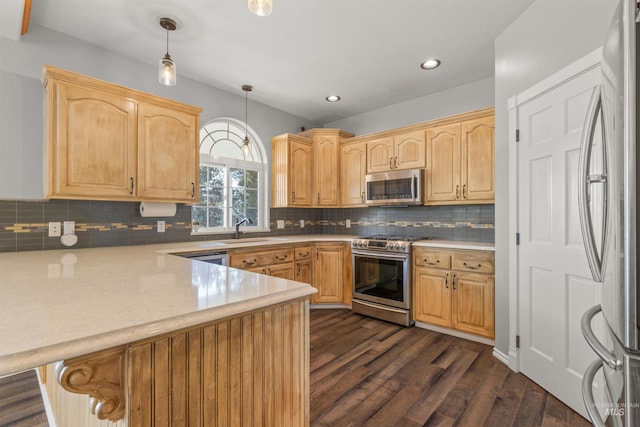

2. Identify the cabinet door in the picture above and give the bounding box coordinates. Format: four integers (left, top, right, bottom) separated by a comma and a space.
425, 123, 461, 203
313, 244, 345, 304
451, 272, 494, 338
314, 133, 340, 206
413, 267, 451, 326
267, 263, 295, 280
366, 137, 394, 173
393, 130, 425, 170
52, 82, 137, 199
137, 103, 198, 202
461, 116, 495, 202
295, 260, 312, 285
290, 139, 313, 206
340, 142, 367, 206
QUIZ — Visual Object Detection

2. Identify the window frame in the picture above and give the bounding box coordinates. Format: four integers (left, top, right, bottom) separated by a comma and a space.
191, 118, 270, 235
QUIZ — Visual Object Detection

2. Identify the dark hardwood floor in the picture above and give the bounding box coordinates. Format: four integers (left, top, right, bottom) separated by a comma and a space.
0, 370, 48, 427
310, 309, 590, 427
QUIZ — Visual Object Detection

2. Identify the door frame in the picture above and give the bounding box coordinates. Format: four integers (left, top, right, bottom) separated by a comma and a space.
506, 48, 603, 372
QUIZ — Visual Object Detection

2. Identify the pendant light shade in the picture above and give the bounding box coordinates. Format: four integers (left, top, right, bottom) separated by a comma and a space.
159, 18, 177, 86
242, 85, 253, 159
248, 0, 272, 16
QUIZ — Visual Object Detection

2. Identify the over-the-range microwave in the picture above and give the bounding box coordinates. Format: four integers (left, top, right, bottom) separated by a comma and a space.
365, 168, 424, 206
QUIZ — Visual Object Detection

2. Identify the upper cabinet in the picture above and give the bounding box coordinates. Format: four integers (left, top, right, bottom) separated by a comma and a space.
366, 130, 425, 173
425, 113, 494, 205
272, 129, 353, 208
43, 65, 201, 203
340, 141, 367, 207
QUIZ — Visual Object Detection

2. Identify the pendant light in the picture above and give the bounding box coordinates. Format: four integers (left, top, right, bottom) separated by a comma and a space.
242, 85, 253, 159
158, 18, 177, 86
248, 0, 272, 16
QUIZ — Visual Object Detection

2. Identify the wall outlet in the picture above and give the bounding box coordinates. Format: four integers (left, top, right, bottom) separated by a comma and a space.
63, 221, 75, 235
300, 219, 305, 228
157, 220, 165, 232
48, 222, 61, 237
277, 220, 285, 229
346, 219, 351, 228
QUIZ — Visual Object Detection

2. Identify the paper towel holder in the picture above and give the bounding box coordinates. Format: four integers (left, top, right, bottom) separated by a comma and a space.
139, 202, 177, 217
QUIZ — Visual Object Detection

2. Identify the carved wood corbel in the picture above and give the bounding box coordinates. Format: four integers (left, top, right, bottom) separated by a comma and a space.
56, 346, 126, 422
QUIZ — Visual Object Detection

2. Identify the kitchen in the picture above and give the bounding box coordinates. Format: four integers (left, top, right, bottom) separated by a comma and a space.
0, 0, 635, 426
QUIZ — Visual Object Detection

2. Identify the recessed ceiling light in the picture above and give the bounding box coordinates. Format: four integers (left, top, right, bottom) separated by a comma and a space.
420, 59, 441, 70
325, 95, 341, 102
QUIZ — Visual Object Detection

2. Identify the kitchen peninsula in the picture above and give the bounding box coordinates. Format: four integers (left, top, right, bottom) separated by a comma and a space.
0, 239, 320, 425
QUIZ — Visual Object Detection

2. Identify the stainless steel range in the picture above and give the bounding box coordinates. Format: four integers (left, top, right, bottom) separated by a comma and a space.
351, 235, 429, 326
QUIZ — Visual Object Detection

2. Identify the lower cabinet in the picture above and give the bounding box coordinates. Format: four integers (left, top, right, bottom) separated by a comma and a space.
229, 246, 295, 280
294, 245, 313, 285
413, 247, 495, 339
312, 243, 347, 304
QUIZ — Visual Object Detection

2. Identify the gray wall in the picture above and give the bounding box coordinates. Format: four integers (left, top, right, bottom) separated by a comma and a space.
0, 24, 319, 200
493, 0, 617, 356
325, 77, 494, 135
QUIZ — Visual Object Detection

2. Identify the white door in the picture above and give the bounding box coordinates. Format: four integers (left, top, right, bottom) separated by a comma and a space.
516, 62, 605, 418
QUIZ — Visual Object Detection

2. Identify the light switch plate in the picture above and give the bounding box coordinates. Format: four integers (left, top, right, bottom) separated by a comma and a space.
48, 222, 61, 237
157, 220, 165, 232
277, 220, 285, 229
300, 219, 305, 228
346, 219, 351, 228
63, 221, 75, 235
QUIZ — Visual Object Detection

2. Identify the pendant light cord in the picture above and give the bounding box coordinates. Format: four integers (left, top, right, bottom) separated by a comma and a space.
245, 89, 249, 139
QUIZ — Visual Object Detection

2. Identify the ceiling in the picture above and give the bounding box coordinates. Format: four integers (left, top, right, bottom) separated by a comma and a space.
27, 0, 536, 124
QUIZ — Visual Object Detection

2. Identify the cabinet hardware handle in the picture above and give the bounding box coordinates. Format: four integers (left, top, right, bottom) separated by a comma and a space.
266, 267, 271, 275
296, 263, 301, 275
317, 192, 320, 204
445, 273, 449, 289
274, 254, 289, 261
425, 258, 440, 265
361, 192, 365, 203
316, 248, 319, 260
463, 262, 482, 270
130, 177, 134, 195
463, 184, 467, 199
389, 157, 393, 169
191, 182, 195, 198
298, 252, 310, 257
394, 156, 398, 169
452, 274, 456, 290
456, 185, 460, 199
243, 258, 258, 265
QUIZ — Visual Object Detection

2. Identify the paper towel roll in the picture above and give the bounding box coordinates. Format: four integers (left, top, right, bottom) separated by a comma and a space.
140, 202, 177, 217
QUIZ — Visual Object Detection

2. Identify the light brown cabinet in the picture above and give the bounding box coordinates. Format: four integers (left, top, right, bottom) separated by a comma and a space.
271, 134, 313, 207
294, 245, 313, 284
413, 247, 494, 339
425, 114, 494, 205
312, 243, 347, 304
340, 141, 367, 207
229, 246, 295, 280
311, 130, 341, 206
43, 65, 200, 203
366, 130, 425, 173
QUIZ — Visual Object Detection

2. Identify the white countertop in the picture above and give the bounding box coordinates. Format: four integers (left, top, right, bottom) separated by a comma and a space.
412, 239, 495, 251
0, 234, 492, 376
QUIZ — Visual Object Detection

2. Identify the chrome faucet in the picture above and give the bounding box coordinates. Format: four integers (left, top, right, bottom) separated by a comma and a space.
234, 217, 253, 239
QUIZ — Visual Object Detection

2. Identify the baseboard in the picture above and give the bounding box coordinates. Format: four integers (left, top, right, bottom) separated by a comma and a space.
414, 321, 495, 346
492, 348, 510, 366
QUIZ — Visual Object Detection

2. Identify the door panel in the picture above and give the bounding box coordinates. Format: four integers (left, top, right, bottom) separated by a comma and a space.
413, 267, 450, 327
425, 124, 460, 202
516, 64, 603, 418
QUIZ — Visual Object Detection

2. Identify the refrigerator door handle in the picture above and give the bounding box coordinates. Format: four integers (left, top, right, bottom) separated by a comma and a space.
581, 304, 622, 370
582, 358, 607, 427
578, 85, 609, 282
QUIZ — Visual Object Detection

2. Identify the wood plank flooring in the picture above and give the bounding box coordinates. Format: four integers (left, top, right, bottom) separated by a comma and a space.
0, 370, 48, 427
310, 309, 590, 427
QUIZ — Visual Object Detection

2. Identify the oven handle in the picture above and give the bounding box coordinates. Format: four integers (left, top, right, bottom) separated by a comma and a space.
352, 250, 408, 261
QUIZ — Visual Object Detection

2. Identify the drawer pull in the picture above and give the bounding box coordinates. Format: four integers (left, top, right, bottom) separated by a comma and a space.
463, 262, 482, 270
425, 258, 440, 266
274, 254, 289, 261
243, 258, 258, 265
298, 252, 310, 257
452, 274, 456, 290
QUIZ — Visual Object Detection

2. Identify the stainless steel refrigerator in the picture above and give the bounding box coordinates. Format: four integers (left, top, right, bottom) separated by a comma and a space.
580, 1, 639, 426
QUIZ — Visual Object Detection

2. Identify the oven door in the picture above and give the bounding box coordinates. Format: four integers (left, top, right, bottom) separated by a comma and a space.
352, 250, 409, 310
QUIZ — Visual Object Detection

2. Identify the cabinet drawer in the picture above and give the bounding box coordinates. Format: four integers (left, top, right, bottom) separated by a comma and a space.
294, 246, 313, 260
230, 248, 294, 269
452, 252, 494, 274
414, 251, 451, 269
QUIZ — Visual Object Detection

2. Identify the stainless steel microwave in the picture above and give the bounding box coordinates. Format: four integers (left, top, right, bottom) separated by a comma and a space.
365, 168, 424, 206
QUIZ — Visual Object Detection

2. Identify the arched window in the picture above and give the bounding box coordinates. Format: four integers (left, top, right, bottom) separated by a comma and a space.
191, 118, 268, 234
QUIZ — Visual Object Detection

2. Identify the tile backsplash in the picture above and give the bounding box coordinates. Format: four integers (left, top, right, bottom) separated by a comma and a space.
0, 200, 494, 253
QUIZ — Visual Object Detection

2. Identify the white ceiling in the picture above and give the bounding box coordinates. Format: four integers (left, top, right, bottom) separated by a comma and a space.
28, 0, 536, 124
